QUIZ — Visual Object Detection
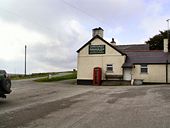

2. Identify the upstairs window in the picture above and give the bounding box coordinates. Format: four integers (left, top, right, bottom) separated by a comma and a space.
141, 64, 148, 73
106, 64, 113, 72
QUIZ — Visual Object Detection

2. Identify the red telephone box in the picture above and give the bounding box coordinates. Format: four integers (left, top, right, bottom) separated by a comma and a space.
93, 67, 102, 85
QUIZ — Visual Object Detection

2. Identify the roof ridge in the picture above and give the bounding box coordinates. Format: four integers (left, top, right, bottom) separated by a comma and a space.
116, 44, 148, 46
125, 50, 163, 52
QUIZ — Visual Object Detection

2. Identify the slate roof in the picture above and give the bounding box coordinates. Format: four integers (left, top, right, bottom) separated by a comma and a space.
77, 36, 170, 68
122, 50, 170, 68
115, 44, 170, 68
115, 44, 149, 52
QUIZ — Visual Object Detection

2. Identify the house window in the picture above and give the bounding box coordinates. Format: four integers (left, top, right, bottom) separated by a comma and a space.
141, 64, 148, 73
106, 64, 113, 72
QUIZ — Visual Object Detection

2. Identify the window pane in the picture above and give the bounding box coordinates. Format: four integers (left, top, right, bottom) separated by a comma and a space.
141, 64, 148, 73
141, 68, 147, 73
107, 67, 113, 71
107, 64, 113, 72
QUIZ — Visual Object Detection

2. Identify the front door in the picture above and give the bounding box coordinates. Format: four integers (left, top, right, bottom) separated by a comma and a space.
123, 68, 132, 81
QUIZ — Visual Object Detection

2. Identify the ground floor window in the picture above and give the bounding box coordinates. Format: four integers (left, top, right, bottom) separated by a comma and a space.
106, 64, 113, 72
141, 64, 148, 73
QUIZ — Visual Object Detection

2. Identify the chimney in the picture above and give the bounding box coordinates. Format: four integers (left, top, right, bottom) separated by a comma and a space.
110, 38, 116, 45
164, 39, 168, 52
92, 27, 104, 38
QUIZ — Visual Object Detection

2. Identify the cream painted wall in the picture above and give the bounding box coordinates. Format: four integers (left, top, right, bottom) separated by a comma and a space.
168, 64, 170, 83
132, 64, 166, 83
77, 38, 125, 80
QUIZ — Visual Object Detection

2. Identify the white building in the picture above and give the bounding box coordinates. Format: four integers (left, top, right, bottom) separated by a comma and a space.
77, 28, 170, 85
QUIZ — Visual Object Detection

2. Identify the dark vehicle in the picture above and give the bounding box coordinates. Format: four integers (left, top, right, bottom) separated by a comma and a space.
0, 70, 11, 98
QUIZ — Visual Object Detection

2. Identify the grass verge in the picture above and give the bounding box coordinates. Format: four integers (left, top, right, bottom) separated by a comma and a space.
11, 72, 59, 80
34, 72, 77, 82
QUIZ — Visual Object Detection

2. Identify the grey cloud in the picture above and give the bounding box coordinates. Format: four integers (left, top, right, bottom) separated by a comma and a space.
1, 0, 163, 73
63, 0, 144, 25
0, 0, 75, 37
0, 0, 143, 73
0, 0, 144, 34
0, 59, 25, 74
28, 42, 76, 70
27, 24, 85, 71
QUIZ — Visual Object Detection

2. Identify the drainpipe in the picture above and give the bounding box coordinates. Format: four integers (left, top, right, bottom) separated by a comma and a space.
166, 19, 169, 83
166, 60, 168, 83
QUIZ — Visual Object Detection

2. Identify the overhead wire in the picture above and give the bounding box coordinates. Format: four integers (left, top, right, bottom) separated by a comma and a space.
61, 0, 107, 27
0, 1, 109, 31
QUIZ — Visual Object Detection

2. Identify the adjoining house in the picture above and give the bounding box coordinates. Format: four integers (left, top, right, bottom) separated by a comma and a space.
77, 27, 170, 85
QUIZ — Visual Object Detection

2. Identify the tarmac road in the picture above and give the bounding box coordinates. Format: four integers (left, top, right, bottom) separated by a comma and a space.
0, 80, 170, 128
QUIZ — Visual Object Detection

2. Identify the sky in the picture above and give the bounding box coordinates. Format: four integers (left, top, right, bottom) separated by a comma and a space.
0, 0, 170, 74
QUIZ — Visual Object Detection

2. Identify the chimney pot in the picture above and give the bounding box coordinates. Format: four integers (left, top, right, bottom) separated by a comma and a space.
92, 27, 104, 38
164, 39, 168, 52
110, 38, 116, 45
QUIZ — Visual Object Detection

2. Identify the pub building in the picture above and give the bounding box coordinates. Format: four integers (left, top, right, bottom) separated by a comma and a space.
77, 27, 170, 85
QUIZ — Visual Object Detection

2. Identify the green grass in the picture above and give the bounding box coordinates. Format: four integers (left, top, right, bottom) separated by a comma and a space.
11, 72, 59, 80
35, 72, 77, 82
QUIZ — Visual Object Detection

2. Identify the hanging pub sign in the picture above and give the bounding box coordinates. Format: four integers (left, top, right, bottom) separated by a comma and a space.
89, 45, 105, 54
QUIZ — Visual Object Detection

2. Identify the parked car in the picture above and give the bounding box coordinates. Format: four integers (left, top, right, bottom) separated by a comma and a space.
0, 70, 11, 98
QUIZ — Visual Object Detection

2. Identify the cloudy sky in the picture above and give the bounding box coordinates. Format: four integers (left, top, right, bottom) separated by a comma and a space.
0, 0, 170, 74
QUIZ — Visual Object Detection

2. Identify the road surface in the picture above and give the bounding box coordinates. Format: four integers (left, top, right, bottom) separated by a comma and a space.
0, 80, 170, 128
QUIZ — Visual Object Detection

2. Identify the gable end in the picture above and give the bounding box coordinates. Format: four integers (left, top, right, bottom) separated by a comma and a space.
77, 35, 126, 56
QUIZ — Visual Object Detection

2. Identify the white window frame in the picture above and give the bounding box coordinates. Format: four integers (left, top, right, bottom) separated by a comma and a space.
106, 64, 113, 72
141, 64, 148, 73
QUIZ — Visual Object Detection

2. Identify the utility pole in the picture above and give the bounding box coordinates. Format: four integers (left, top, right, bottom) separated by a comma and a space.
166, 19, 170, 83
25, 45, 27, 76
167, 19, 170, 43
